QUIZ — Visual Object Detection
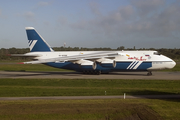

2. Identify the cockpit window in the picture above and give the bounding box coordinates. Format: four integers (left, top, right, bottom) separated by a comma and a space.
153, 52, 161, 55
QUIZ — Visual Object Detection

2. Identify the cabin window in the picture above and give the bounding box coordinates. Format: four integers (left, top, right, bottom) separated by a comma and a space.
153, 62, 162, 64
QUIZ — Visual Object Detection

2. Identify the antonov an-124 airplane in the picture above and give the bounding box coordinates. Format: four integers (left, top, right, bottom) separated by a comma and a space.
11, 27, 176, 75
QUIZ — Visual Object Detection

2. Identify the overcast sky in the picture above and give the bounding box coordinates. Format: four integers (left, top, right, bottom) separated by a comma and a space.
0, 0, 180, 49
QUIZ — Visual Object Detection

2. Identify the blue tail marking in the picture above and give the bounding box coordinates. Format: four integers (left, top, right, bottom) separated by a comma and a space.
26, 27, 54, 52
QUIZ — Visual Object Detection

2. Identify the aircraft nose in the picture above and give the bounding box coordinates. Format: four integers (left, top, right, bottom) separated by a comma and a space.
166, 60, 176, 69
171, 60, 176, 68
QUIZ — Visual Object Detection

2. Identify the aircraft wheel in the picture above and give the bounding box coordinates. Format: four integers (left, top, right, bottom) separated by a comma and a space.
82, 70, 101, 75
147, 71, 152, 76
93, 71, 97, 75
83, 70, 87, 74
96, 71, 101, 75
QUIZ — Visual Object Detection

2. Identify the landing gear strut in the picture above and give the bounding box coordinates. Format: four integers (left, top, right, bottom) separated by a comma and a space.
147, 71, 152, 76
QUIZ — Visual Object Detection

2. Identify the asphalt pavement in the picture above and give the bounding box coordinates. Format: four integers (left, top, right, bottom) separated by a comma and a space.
0, 95, 180, 101
0, 71, 180, 80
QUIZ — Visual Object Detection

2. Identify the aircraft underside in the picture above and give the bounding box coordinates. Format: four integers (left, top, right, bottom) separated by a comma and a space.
45, 61, 152, 75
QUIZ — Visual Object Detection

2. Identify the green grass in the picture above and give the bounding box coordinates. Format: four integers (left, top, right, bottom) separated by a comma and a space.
0, 63, 73, 72
0, 99, 180, 120
0, 79, 180, 97
0, 61, 180, 119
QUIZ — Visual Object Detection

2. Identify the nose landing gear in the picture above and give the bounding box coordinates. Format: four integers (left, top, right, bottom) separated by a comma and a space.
147, 71, 152, 76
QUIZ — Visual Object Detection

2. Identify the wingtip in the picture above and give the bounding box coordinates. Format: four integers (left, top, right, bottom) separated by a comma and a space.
6, 54, 11, 56
17, 62, 24, 64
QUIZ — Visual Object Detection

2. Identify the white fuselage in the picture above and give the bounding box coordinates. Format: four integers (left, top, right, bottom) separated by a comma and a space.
23, 27, 176, 74
25, 50, 176, 72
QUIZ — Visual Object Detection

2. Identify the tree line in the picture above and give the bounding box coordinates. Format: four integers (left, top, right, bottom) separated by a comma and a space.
0, 46, 180, 60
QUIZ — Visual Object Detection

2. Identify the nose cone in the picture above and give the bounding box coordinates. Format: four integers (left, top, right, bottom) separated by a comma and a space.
171, 60, 176, 68
166, 60, 176, 69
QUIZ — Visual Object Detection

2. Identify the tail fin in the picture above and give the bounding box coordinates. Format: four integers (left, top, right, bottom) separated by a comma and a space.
26, 27, 54, 52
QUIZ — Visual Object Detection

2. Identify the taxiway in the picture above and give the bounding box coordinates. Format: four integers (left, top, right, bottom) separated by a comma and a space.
0, 71, 180, 80
0, 95, 180, 101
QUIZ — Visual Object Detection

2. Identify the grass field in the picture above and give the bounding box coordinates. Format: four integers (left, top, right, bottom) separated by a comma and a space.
0, 78, 180, 119
0, 63, 72, 72
0, 99, 180, 120
0, 61, 180, 119
0, 79, 180, 97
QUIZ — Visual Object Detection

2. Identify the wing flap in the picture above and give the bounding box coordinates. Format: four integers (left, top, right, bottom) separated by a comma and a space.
9, 54, 41, 57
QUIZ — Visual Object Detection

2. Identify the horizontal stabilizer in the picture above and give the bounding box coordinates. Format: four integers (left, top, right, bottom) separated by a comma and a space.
20, 60, 50, 64
17, 62, 25, 64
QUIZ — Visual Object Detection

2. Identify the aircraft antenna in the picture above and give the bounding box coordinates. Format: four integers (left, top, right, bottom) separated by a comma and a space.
64, 42, 66, 47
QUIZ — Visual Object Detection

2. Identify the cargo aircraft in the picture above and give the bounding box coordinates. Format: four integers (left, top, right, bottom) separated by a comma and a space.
11, 27, 176, 75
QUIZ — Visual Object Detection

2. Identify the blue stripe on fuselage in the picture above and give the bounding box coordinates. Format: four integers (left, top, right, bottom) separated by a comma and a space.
45, 61, 152, 72
136, 62, 152, 70
113, 61, 152, 70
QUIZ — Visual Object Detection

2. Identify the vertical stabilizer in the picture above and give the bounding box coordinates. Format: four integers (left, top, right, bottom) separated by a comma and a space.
26, 27, 54, 52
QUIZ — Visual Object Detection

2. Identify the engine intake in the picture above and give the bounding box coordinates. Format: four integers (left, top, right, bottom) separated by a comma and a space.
81, 61, 97, 70
75, 59, 97, 70
100, 59, 116, 68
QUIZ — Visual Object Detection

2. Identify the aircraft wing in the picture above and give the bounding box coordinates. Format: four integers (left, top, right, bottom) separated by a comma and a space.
9, 54, 41, 57
21, 51, 119, 64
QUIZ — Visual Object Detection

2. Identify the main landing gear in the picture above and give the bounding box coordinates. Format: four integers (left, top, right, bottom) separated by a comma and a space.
147, 71, 152, 76
83, 70, 101, 75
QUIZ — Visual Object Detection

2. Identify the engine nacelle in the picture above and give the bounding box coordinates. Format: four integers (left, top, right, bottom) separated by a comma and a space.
98, 59, 116, 68
75, 60, 97, 70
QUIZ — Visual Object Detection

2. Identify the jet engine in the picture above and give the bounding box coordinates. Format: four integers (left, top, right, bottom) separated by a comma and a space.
75, 59, 97, 70
97, 58, 116, 68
